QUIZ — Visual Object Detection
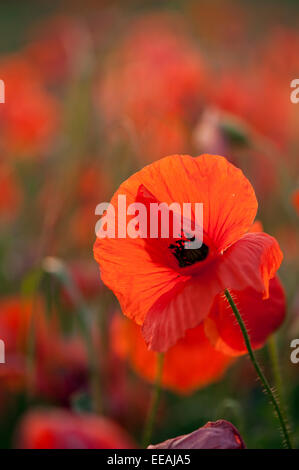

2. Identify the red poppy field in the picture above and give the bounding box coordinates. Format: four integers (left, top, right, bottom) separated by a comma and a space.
0, 0, 298, 450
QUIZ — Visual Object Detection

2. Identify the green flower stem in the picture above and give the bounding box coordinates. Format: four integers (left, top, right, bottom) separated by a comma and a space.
142, 353, 164, 448
224, 289, 292, 449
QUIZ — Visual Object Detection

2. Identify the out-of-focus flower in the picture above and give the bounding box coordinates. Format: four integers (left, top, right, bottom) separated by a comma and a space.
0, 55, 59, 158
148, 419, 245, 449
112, 314, 233, 394
0, 296, 88, 404
69, 164, 112, 248
254, 28, 299, 148
16, 409, 136, 449
26, 16, 91, 85
94, 154, 283, 352
193, 107, 280, 199
261, 28, 299, 82
209, 66, 291, 149
96, 15, 205, 162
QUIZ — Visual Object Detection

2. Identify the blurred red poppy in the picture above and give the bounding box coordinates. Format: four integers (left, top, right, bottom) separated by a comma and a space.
0, 56, 59, 157
97, 15, 205, 161
261, 27, 299, 83
210, 66, 292, 149
0, 296, 88, 404
69, 164, 112, 248
26, 16, 90, 84
16, 409, 136, 449
112, 314, 233, 394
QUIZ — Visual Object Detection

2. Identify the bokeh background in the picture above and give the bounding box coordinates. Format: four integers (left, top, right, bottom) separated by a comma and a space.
0, 0, 298, 449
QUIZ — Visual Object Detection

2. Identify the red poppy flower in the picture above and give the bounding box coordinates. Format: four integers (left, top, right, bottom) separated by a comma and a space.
26, 16, 90, 85
0, 296, 88, 404
112, 314, 233, 394
16, 409, 136, 449
94, 154, 283, 352
0, 55, 59, 157
210, 66, 292, 149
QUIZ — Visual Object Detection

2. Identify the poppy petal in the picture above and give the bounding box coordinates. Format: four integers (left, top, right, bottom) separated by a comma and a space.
117, 154, 258, 253
16, 409, 136, 449
142, 270, 221, 351
112, 316, 233, 394
204, 276, 286, 356
148, 420, 246, 449
219, 232, 283, 299
94, 235, 189, 325
142, 232, 282, 351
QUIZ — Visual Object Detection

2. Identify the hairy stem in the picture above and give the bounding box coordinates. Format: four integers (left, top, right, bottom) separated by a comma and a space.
224, 289, 292, 449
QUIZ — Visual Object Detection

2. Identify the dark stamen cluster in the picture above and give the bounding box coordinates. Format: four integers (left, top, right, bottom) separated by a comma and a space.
169, 236, 209, 268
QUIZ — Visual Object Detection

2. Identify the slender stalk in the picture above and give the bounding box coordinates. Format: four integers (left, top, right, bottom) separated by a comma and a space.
224, 289, 293, 449
142, 353, 164, 448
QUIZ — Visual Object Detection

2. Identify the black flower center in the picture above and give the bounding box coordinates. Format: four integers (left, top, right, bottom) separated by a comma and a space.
169, 236, 209, 268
